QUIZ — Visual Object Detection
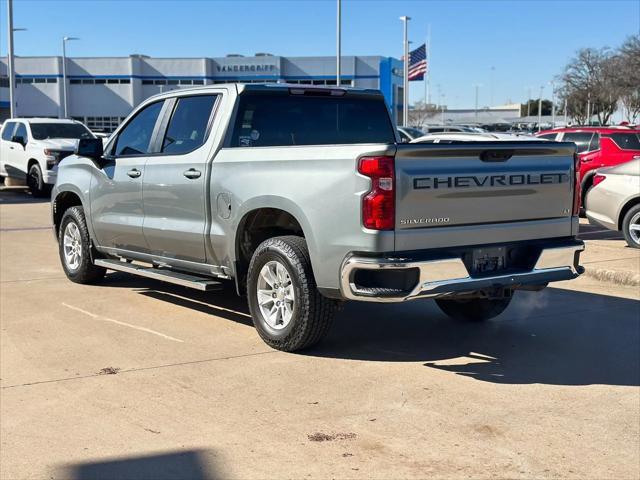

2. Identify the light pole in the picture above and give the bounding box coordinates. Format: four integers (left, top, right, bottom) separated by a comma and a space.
62, 36, 79, 118
549, 80, 555, 128
400, 15, 410, 127
336, 0, 341, 85
6, 0, 26, 118
526, 86, 532, 118
537, 86, 544, 132
489, 66, 495, 106
473, 83, 482, 123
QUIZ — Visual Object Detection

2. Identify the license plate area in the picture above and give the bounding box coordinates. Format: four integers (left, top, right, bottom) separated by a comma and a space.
471, 246, 507, 275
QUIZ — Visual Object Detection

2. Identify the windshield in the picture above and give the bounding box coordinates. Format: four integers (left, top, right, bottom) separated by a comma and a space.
30, 123, 94, 140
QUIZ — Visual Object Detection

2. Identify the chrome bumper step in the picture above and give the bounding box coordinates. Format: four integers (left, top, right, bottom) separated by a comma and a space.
94, 259, 223, 291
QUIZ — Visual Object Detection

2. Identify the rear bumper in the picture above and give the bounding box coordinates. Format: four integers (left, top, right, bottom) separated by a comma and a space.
339, 240, 584, 302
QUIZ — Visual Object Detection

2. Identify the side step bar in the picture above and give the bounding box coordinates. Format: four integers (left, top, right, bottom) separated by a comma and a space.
95, 259, 224, 291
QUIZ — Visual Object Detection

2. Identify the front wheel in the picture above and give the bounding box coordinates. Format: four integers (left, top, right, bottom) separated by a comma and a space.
435, 293, 514, 322
58, 206, 106, 284
247, 236, 338, 352
622, 205, 640, 249
27, 163, 50, 197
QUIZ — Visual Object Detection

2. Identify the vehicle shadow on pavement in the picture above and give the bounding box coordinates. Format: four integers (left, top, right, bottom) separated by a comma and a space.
59, 449, 219, 480
578, 222, 624, 241
308, 288, 640, 387
102, 273, 639, 387
0, 187, 50, 204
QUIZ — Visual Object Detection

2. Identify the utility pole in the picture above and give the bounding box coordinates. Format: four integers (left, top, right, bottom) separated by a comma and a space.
400, 16, 410, 127
537, 86, 544, 132
62, 36, 79, 118
425, 24, 431, 107
336, 0, 341, 85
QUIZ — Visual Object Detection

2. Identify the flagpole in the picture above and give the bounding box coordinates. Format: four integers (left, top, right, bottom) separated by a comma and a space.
400, 16, 410, 127
425, 24, 430, 108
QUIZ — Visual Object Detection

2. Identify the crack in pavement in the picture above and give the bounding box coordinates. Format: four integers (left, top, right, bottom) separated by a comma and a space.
1, 350, 275, 390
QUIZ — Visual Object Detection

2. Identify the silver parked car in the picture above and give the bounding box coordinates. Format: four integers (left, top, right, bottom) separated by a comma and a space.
586, 159, 640, 248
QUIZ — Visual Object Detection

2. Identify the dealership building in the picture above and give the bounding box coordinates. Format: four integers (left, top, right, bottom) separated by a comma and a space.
0, 54, 404, 131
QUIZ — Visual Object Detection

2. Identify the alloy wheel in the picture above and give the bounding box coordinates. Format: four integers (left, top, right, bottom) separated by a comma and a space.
256, 260, 295, 330
63, 222, 82, 270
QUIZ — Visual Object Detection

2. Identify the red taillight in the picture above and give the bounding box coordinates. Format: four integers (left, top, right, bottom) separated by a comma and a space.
572, 153, 581, 215
358, 156, 395, 230
592, 174, 606, 187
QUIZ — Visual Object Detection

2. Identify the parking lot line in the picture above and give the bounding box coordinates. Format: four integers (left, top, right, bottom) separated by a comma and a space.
61, 302, 185, 343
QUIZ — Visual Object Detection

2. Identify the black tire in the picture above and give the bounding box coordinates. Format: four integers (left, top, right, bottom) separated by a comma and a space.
622, 204, 640, 249
247, 235, 338, 352
435, 293, 514, 322
27, 163, 50, 197
58, 206, 106, 284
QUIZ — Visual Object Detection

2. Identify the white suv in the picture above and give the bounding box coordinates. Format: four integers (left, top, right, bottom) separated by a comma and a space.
0, 118, 95, 196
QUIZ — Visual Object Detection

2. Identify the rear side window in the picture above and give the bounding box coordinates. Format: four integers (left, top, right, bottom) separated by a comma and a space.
1, 122, 16, 141
229, 92, 395, 147
161, 95, 217, 154
113, 101, 163, 156
562, 132, 593, 153
589, 133, 600, 151
605, 132, 640, 150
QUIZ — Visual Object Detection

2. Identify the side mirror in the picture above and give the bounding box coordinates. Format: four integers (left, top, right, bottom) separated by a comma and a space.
11, 135, 26, 147
75, 138, 104, 159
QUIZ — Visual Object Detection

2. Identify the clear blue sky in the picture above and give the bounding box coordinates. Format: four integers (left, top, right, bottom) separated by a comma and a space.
1, 0, 639, 108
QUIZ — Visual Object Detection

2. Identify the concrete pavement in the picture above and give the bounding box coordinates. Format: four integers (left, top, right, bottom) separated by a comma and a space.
1, 190, 639, 480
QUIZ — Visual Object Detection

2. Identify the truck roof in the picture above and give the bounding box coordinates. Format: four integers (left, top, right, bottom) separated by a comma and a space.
4, 117, 83, 125
144, 82, 385, 103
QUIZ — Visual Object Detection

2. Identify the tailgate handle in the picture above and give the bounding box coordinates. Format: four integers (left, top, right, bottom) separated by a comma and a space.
480, 150, 514, 162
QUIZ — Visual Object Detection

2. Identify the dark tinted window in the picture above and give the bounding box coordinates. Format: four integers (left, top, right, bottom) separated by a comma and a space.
589, 133, 600, 151
30, 123, 93, 140
427, 127, 445, 133
606, 132, 640, 150
1, 122, 16, 141
403, 127, 424, 138
162, 95, 217, 154
398, 130, 410, 143
114, 101, 163, 156
229, 92, 395, 147
562, 132, 593, 153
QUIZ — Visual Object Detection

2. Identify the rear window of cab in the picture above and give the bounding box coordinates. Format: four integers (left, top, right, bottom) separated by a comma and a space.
229, 92, 396, 147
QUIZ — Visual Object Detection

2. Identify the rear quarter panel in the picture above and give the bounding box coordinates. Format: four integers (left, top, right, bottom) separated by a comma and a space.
210, 144, 396, 290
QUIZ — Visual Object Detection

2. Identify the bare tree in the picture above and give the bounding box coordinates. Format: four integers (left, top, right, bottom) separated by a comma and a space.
408, 103, 439, 127
559, 48, 620, 125
615, 35, 640, 123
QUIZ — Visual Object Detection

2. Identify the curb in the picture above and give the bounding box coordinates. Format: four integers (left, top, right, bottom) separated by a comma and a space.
584, 267, 640, 287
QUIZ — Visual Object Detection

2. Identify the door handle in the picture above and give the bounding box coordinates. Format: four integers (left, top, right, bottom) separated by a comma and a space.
183, 168, 201, 179
127, 168, 142, 178
9, 146, 14, 150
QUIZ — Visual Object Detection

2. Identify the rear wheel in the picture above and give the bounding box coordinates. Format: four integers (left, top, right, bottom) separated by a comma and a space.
622, 205, 640, 249
58, 206, 106, 284
247, 236, 338, 352
27, 163, 50, 197
436, 293, 514, 322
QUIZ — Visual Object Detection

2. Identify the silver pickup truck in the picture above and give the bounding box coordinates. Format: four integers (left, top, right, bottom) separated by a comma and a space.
52, 83, 584, 351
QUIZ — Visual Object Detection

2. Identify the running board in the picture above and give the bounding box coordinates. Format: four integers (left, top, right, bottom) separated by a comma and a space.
94, 259, 224, 291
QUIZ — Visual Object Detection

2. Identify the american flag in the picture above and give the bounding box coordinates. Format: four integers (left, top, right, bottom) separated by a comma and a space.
407, 43, 427, 81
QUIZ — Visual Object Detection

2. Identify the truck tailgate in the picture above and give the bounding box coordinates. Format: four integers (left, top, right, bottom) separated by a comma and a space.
394, 142, 577, 250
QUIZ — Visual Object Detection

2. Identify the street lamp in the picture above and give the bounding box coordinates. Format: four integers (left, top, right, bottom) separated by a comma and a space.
62, 36, 79, 118
549, 80, 555, 128
6, 0, 27, 118
399, 15, 410, 127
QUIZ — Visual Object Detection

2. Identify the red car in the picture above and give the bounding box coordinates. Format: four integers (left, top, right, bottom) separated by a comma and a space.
536, 127, 640, 204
